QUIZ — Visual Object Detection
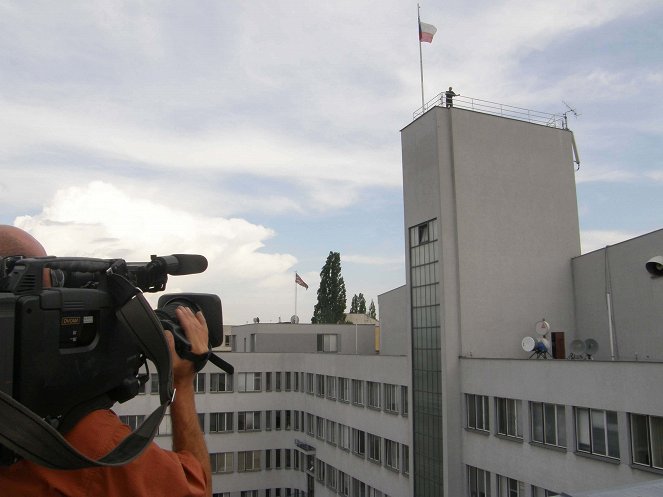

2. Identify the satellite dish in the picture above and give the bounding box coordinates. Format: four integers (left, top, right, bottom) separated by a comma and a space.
290, 315, 300, 324
522, 336, 536, 352
535, 319, 550, 336
537, 338, 551, 353
585, 338, 599, 358
570, 339, 586, 354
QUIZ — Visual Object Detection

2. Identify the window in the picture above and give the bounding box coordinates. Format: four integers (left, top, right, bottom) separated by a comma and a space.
266, 372, 272, 391
531, 402, 566, 447
237, 372, 261, 392
265, 449, 272, 469
385, 439, 400, 471
285, 410, 292, 430
285, 371, 292, 391
352, 379, 364, 406
275, 410, 282, 430
630, 413, 663, 469
316, 416, 325, 439
338, 377, 350, 402
210, 452, 233, 473
306, 413, 315, 436
317, 334, 338, 352
367, 434, 382, 463
575, 407, 620, 459
210, 412, 233, 433
467, 465, 491, 497
467, 394, 490, 431
238, 411, 261, 432
316, 374, 325, 397
150, 373, 159, 394
265, 410, 272, 430
157, 414, 172, 436
306, 373, 314, 394
339, 471, 350, 496
193, 373, 206, 393
210, 373, 233, 393
238, 450, 261, 472
326, 420, 337, 445
367, 381, 381, 409
384, 384, 399, 413
241, 491, 258, 497
285, 448, 292, 469
531, 486, 558, 497
352, 428, 366, 457
326, 464, 337, 490
326, 375, 337, 399
316, 459, 325, 482
339, 424, 350, 450
275, 372, 282, 391
275, 448, 282, 469
401, 385, 409, 416
497, 475, 523, 497
352, 478, 367, 497
119, 415, 145, 430
402, 444, 409, 475
496, 398, 522, 439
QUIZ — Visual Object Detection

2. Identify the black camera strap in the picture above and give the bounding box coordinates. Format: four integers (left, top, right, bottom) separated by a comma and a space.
0, 274, 174, 470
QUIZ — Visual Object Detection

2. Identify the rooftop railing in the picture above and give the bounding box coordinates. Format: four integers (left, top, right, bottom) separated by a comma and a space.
413, 91, 567, 129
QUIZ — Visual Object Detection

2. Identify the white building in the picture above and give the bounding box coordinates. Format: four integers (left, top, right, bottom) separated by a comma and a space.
119, 321, 412, 497
401, 96, 663, 497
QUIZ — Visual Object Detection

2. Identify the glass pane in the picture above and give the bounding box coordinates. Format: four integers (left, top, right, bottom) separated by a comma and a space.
631, 414, 650, 465
651, 416, 663, 468
606, 411, 619, 458
544, 403, 557, 445
576, 408, 591, 452
591, 410, 607, 455
532, 403, 544, 443
557, 405, 566, 447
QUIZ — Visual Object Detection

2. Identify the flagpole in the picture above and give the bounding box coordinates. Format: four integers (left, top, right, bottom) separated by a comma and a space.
418, 4, 425, 110
294, 273, 298, 319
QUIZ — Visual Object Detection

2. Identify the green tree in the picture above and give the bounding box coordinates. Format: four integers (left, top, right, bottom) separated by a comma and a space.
357, 293, 366, 314
312, 251, 347, 324
350, 294, 359, 313
368, 299, 377, 319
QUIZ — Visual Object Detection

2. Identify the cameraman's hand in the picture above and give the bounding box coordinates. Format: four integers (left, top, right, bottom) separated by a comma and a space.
164, 306, 209, 386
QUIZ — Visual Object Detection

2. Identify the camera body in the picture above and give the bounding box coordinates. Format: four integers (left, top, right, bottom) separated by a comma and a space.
0, 254, 222, 425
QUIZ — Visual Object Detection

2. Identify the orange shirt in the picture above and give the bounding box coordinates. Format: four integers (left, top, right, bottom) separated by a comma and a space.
0, 409, 207, 497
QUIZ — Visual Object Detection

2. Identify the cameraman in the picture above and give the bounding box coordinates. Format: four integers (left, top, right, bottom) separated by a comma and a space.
0, 225, 212, 497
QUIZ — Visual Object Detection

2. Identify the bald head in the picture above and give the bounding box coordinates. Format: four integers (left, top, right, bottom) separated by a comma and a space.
0, 225, 47, 258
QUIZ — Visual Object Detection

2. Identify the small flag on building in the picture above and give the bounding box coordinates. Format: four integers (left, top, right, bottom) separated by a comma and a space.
295, 273, 309, 289
419, 21, 437, 43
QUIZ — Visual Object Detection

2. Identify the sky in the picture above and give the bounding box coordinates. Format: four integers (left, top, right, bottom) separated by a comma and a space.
1, 0, 661, 324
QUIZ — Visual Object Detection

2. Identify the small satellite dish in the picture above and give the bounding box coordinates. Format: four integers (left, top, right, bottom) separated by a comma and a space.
538, 337, 551, 353
535, 319, 550, 336
570, 339, 586, 354
585, 338, 599, 358
522, 336, 536, 352
290, 315, 300, 324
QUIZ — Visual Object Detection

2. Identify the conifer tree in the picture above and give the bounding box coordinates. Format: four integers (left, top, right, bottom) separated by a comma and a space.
368, 300, 377, 319
312, 251, 347, 324
357, 293, 366, 314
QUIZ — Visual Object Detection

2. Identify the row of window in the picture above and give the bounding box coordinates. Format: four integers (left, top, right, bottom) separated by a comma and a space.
144, 371, 409, 417
314, 457, 392, 497
466, 394, 663, 470
213, 490, 303, 497
467, 465, 557, 497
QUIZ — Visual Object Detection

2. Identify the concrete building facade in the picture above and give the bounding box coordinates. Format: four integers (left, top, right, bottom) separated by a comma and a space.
401, 104, 663, 496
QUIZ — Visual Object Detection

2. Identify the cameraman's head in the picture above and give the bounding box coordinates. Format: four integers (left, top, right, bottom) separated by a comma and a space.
0, 225, 51, 286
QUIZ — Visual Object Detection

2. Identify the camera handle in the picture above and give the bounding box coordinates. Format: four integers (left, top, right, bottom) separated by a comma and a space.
0, 274, 174, 469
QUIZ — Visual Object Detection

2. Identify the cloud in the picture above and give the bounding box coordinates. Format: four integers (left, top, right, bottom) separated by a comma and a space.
344, 254, 404, 266
13, 181, 301, 323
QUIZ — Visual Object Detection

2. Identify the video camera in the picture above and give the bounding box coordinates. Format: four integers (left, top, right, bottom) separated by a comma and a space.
0, 253, 231, 466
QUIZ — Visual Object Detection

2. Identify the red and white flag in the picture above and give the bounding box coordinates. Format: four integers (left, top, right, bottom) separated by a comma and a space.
419, 21, 437, 43
295, 273, 309, 289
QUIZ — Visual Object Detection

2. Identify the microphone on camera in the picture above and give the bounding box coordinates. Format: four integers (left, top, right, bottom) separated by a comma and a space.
151, 254, 208, 276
